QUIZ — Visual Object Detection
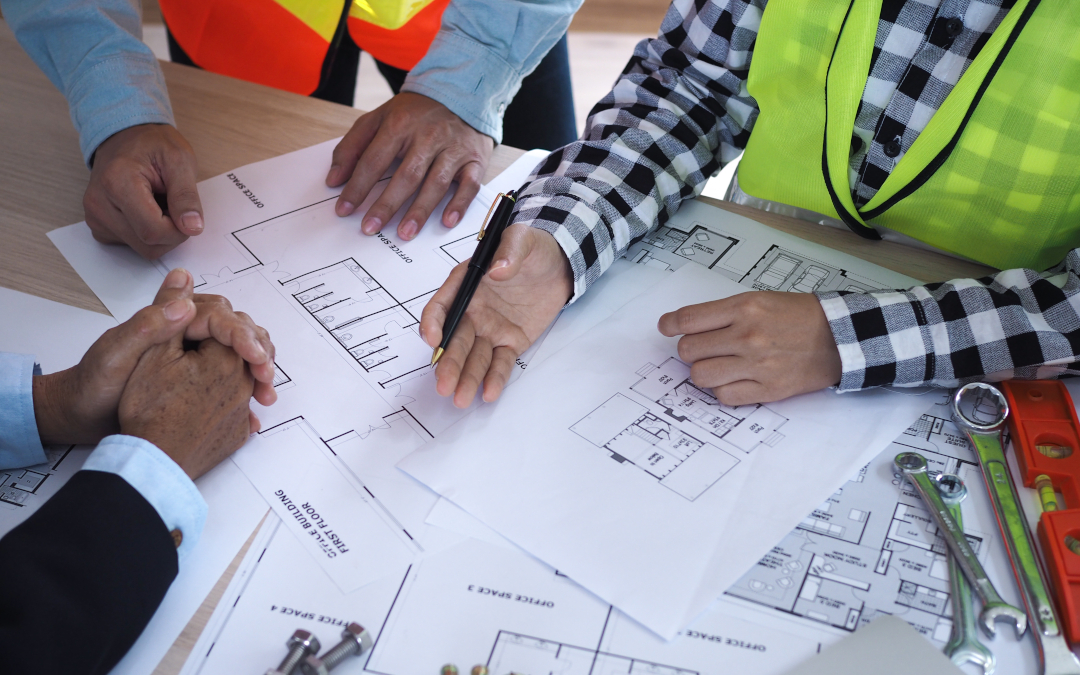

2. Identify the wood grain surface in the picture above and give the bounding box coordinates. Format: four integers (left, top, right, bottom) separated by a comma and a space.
0, 16, 996, 675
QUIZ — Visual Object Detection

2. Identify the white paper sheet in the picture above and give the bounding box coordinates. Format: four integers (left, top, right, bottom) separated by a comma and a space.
182, 517, 822, 675
399, 264, 937, 639
0, 285, 267, 675
46, 143, 566, 594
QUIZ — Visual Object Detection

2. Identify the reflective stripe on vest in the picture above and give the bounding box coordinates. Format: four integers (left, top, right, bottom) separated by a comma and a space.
737, 0, 1080, 272
347, 0, 450, 71
159, 0, 447, 95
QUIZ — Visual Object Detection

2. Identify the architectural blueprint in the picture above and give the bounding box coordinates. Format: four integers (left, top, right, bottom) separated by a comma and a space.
181, 518, 822, 675
399, 264, 937, 639
0, 445, 89, 535
712, 396, 1040, 674
625, 199, 917, 291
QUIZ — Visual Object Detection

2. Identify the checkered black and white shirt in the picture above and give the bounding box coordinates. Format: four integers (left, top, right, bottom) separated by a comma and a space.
513, 0, 1080, 391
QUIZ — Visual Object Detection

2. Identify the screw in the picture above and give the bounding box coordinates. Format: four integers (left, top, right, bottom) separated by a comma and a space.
471, 667, 489, 675
441, 667, 459, 675
300, 623, 372, 675
267, 629, 320, 675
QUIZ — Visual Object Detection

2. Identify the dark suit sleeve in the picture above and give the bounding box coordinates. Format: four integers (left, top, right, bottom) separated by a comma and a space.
0, 470, 178, 674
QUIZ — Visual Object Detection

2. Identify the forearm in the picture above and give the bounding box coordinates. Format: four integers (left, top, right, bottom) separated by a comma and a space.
2, 0, 174, 165
514, 0, 763, 302
402, 0, 583, 141
819, 248, 1080, 390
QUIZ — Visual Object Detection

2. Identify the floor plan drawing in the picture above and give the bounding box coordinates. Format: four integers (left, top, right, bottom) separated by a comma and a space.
571, 358, 786, 501
628, 223, 741, 273
742, 246, 878, 294
722, 405, 998, 644
0, 446, 81, 509
486, 629, 696, 675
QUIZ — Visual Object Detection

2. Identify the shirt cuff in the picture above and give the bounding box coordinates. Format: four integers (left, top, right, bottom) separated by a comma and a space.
0, 353, 47, 470
402, 30, 521, 143
818, 290, 937, 391
82, 435, 207, 562
66, 53, 175, 167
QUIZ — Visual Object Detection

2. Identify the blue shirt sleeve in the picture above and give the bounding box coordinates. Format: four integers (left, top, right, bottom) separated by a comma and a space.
1, 0, 175, 166
0, 353, 47, 470
82, 436, 208, 561
402, 0, 583, 142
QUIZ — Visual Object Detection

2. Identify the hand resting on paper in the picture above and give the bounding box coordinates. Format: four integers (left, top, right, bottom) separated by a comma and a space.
85, 124, 204, 260
32, 268, 277, 447
326, 93, 495, 241
420, 224, 572, 408
657, 292, 842, 405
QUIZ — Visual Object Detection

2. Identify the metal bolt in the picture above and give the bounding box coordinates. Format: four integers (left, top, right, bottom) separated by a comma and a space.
300, 623, 372, 675
441, 666, 459, 675
267, 630, 320, 675
471, 666, 489, 675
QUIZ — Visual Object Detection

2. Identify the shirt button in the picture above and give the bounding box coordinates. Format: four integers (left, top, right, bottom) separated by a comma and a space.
945, 18, 963, 37
171, 528, 183, 549
498, 102, 507, 113
883, 140, 902, 158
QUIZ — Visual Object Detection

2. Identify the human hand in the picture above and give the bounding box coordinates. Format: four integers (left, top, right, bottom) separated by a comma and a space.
118, 333, 255, 480
327, 93, 494, 241
658, 292, 842, 405
420, 224, 572, 407
85, 124, 203, 260
32, 268, 276, 446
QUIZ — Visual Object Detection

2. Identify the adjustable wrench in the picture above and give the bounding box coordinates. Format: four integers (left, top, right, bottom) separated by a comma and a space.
894, 451, 1027, 638
936, 473, 995, 675
952, 382, 1080, 675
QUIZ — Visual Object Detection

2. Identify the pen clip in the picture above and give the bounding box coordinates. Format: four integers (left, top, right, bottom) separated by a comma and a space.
477, 192, 515, 240
477, 193, 505, 241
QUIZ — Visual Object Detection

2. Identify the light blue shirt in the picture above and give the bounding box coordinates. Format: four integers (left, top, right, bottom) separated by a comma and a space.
0, 353, 207, 561
2, 0, 581, 158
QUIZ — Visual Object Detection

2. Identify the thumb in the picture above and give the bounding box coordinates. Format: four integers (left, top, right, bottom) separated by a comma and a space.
85, 298, 195, 385
486, 223, 533, 282
161, 150, 204, 236
152, 267, 194, 306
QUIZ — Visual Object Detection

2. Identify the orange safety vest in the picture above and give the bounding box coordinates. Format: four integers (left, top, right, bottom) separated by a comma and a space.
158, 0, 451, 96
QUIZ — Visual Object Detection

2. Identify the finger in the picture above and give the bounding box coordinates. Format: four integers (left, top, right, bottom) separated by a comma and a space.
420, 262, 468, 348
482, 346, 519, 403
187, 298, 274, 372
658, 297, 738, 337
327, 113, 380, 187
454, 335, 493, 408
689, 355, 751, 390
442, 160, 484, 228
160, 148, 204, 236
85, 192, 178, 260
152, 268, 194, 305
90, 297, 196, 379
338, 130, 402, 223
486, 223, 535, 282
249, 409, 262, 434
434, 313, 477, 398
397, 151, 461, 240
712, 380, 773, 406
253, 380, 277, 407
107, 168, 189, 251
364, 144, 437, 238
676, 329, 738, 364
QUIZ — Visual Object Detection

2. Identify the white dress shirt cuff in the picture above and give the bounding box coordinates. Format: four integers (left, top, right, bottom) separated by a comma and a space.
82, 435, 207, 561
0, 353, 48, 470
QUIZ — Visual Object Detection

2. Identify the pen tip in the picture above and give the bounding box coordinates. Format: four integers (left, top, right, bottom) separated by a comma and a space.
431, 348, 444, 366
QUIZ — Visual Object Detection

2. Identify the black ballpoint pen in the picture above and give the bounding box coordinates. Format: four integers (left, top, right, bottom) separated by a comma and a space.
431, 190, 517, 365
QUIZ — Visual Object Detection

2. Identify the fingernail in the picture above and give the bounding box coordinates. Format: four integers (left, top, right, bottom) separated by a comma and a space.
253, 342, 268, 361
165, 267, 189, 289
491, 259, 509, 270
362, 217, 382, 235
445, 211, 460, 227
337, 200, 355, 217
164, 299, 190, 321
181, 212, 204, 234
400, 220, 418, 240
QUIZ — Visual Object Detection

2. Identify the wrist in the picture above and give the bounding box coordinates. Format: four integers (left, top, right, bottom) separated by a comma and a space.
32, 371, 75, 445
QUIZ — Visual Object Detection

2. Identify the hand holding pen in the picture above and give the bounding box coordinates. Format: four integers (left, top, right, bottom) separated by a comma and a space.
419, 192, 574, 408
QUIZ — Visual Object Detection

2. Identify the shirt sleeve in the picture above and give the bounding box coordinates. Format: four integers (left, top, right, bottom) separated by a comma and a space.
0, 353, 48, 470
82, 435, 208, 561
514, 0, 765, 302
1, 0, 175, 166
818, 248, 1080, 391
401, 0, 583, 142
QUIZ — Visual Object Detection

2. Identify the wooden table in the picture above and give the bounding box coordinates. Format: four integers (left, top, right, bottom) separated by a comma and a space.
0, 19, 996, 675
